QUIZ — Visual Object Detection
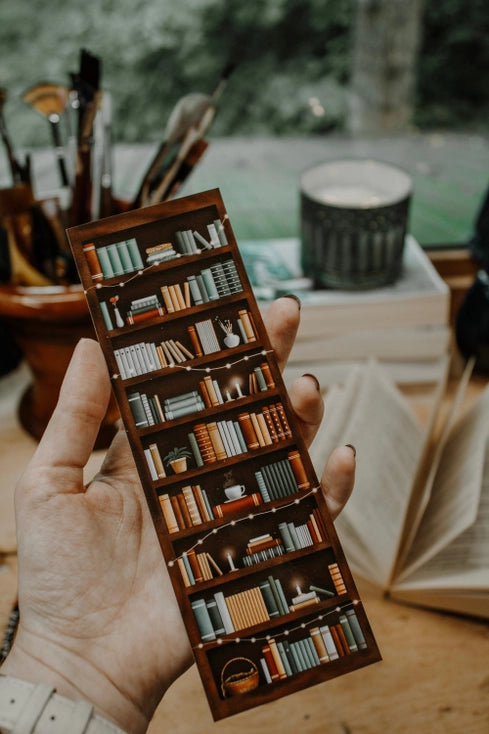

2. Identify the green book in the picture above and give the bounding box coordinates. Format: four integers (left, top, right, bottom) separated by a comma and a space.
127, 391, 149, 429
96, 246, 114, 278
254, 366, 268, 392
339, 614, 359, 653
254, 470, 271, 503
106, 243, 125, 276
188, 432, 204, 467
277, 522, 295, 553
304, 636, 321, 667
276, 641, 293, 676
259, 580, 280, 618
116, 240, 135, 273
181, 552, 195, 585
206, 598, 226, 637
267, 575, 287, 616
99, 301, 114, 331
290, 640, 306, 671
345, 609, 367, 649
125, 238, 144, 269
191, 598, 216, 642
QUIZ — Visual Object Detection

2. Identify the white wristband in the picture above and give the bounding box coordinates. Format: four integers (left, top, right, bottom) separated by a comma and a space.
0, 676, 128, 734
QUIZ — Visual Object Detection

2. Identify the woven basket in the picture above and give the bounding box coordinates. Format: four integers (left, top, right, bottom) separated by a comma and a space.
220, 657, 260, 697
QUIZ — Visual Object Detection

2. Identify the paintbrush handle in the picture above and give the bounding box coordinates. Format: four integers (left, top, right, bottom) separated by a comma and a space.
49, 118, 70, 187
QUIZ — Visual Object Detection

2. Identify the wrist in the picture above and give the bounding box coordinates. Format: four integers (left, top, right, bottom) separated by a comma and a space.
0, 629, 149, 734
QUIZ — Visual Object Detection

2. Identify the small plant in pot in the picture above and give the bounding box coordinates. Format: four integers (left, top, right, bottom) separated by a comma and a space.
163, 446, 192, 474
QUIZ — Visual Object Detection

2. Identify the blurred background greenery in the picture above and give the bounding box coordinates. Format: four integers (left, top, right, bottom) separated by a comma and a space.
1, 0, 488, 148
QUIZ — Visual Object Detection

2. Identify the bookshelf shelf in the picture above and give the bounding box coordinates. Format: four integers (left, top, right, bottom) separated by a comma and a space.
104, 291, 248, 338
151, 437, 298, 489
68, 189, 380, 721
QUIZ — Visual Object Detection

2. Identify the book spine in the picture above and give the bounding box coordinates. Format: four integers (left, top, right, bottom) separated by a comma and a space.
125, 238, 144, 269
287, 450, 310, 490
191, 598, 216, 642
83, 243, 103, 280
328, 563, 347, 595
345, 609, 367, 649
158, 494, 179, 534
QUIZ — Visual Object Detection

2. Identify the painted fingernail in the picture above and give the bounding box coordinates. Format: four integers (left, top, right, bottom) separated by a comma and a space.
302, 373, 321, 391
281, 293, 302, 310
345, 443, 357, 457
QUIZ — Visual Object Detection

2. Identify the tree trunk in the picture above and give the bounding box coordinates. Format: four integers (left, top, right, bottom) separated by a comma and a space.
347, 0, 425, 135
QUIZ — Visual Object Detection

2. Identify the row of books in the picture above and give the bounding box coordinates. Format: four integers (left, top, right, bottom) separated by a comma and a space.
241, 513, 324, 567
254, 452, 310, 503
83, 221, 229, 282
128, 362, 275, 430
159, 483, 214, 532
175, 222, 228, 253
178, 548, 224, 587
192, 572, 347, 641
192, 575, 287, 640
83, 237, 143, 281
259, 608, 367, 684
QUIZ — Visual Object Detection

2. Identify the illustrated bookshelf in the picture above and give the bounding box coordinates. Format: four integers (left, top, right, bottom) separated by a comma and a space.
67, 189, 381, 721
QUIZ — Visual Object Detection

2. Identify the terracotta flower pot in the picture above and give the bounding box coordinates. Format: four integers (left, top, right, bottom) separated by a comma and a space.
0, 284, 119, 448
169, 457, 188, 474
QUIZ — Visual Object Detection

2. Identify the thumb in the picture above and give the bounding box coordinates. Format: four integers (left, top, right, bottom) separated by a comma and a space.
19, 338, 111, 498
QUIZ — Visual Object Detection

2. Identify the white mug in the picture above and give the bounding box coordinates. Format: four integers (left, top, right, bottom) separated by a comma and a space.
224, 484, 246, 501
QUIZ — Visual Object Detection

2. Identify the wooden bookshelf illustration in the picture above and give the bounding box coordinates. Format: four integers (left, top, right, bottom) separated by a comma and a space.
67, 189, 380, 721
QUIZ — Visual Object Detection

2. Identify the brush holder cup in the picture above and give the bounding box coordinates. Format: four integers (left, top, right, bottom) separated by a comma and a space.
0, 284, 119, 447
300, 159, 412, 290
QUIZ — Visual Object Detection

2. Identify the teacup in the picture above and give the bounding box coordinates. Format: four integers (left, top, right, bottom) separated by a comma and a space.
224, 484, 246, 501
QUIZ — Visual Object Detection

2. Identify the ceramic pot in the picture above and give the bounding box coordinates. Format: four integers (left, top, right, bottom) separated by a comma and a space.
0, 284, 119, 447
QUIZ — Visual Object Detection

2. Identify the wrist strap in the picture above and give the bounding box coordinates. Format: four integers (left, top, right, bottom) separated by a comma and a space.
0, 676, 128, 734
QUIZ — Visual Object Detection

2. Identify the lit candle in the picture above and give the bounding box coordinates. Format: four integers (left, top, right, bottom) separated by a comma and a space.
225, 390, 233, 402
235, 381, 243, 398
296, 585, 302, 596
226, 552, 236, 571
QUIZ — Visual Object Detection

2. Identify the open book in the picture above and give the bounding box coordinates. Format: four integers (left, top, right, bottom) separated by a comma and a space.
308, 358, 488, 619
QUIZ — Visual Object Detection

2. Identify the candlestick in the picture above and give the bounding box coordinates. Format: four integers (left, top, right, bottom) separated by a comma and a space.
225, 389, 233, 402
235, 381, 243, 398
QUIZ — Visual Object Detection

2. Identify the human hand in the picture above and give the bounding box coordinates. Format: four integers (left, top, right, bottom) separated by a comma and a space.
0, 296, 355, 734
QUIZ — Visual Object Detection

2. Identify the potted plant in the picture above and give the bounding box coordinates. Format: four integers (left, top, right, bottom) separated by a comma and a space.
163, 446, 192, 474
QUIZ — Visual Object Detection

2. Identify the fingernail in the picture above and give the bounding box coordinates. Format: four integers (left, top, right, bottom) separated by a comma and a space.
345, 443, 356, 458
302, 373, 320, 391
281, 293, 301, 310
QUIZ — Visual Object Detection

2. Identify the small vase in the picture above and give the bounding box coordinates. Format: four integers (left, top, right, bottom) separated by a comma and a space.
224, 333, 240, 348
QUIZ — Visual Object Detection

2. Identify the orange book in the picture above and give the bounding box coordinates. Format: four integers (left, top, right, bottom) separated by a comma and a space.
186, 548, 204, 584
213, 493, 263, 518
268, 404, 286, 440
260, 362, 275, 388
262, 643, 280, 681
182, 485, 202, 525
287, 450, 310, 490
149, 443, 166, 478
203, 375, 220, 406
328, 563, 347, 595
310, 627, 330, 664
268, 638, 287, 679
174, 339, 194, 359
261, 406, 279, 443
83, 242, 103, 281
177, 557, 191, 587
238, 308, 256, 342
199, 380, 213, 409
168, 284, 182, 311
193, 423, 217, 464
207, 422, 227, 461
176, 494, 192, 528
331, 624, 350, 657
169, 495, 185, 530
275, 402, 292, 438
187, 325, 203, 358
155, 344, 167, 368
237, 412, 259, 449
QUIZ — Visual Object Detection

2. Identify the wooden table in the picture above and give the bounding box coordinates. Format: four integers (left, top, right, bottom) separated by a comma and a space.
1, 364, 488, 734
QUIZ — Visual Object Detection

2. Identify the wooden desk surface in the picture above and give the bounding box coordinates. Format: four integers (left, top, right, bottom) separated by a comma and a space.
1, 364, 488, 733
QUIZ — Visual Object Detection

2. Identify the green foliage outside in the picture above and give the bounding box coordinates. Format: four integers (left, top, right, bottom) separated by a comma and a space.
0, 0, 487, 150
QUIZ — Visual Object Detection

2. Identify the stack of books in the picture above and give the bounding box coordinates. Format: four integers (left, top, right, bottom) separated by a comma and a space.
240, 236, 451, 385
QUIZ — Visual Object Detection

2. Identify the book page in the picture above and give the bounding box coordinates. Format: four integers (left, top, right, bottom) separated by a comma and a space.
398, 382, 489, 581
311, 360, 425, 586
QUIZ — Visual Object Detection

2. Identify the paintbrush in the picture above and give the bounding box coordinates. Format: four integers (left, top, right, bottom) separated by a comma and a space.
22, 82, 71, 188
133, 62, 235, 208
0, 88, 28, 185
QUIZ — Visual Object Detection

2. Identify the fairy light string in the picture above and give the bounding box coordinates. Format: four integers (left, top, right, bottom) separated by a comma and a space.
195, 599, 362, 648
84, 214, 231, 295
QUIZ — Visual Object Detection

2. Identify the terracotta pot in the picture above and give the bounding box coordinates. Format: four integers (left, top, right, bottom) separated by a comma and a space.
169, 457, 188, 474
0, 284, 119, 448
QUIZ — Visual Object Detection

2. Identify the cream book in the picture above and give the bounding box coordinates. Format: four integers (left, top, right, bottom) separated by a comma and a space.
309, 357, 488, 620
